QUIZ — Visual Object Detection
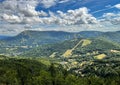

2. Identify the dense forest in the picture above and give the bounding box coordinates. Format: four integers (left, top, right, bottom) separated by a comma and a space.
0, 56, 120, 85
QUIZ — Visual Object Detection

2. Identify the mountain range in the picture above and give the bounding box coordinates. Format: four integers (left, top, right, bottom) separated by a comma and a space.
0, 30, 120, 45
0, 30, 120, 56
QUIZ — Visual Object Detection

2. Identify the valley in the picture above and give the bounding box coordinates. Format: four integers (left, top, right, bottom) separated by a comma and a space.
0, 30, 120, 85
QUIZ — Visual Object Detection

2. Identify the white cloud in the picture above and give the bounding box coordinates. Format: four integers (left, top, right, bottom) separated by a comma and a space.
23, 17, 43, 24
40, 0, 70, 8
19, 4, 48, 17
0, 23, 26, 36
103, 13, 115, 17
101, 12, 120, 25
1, 0, 47, 17
0, 0, 48, 24
102, 13, 115, 20
114, 4, 120, 9
58, 0, 69, 3
56, 7, 98, 25
2, 14, 21, 24
40, 0, 57, 8
1, 1, 98, 25
111, 17, 120, 25
38, 7, 98, 25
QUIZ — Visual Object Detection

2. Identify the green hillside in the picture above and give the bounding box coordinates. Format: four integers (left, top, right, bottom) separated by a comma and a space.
0, 30, 120, 56
22, 38, 120, 58
21, 39, 81, 57
100, 31, 120, 43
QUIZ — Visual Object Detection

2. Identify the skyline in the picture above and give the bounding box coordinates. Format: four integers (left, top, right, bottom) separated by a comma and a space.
0, 0, 120, 36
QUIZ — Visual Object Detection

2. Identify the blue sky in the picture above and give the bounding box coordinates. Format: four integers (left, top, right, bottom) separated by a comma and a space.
35, 0, 120, 17
0, 0, 120, 35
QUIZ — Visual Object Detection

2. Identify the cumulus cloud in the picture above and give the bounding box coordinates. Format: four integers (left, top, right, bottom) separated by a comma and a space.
1, 0, 38, 10
0, 0, 48, 24
64, 7, 98, 24
0, 23, 26, 36
40, 0, 70, 8
101, 12, 120, 25
103, 13, 115, 17
18, 4, 47, 17
102, 13, 116, 20
111, 17, 120, 25
39, 7, 98, 25
40, 0, 57, 8
1, 0, 98, 25
1, 0, 47, 17
2, 14, 21, 24
114, 4, 120, 9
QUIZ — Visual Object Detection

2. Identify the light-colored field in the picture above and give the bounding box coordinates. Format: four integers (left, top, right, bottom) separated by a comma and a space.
94, 54, 106, 60
110, 50, 120, 53
63, 39, 92, 58
62, 49, 72, 58
81, 39, 92, 47
49, 52, 58, 58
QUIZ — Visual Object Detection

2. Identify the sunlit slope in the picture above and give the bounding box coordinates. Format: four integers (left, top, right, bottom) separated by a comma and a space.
22, 38, 120, 58
63, 39, 92, 58
94, 54, 106, 60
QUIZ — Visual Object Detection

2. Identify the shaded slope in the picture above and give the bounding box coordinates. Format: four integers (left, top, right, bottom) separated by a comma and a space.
100, 31, 120, 43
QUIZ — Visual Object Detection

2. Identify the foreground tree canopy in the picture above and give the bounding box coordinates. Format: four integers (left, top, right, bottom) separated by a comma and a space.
0, 58, 120, 85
